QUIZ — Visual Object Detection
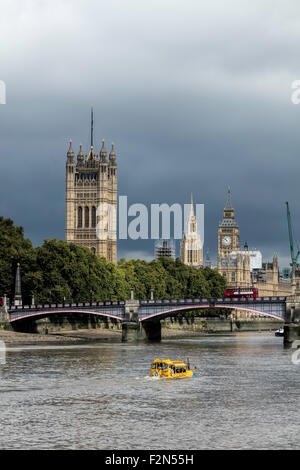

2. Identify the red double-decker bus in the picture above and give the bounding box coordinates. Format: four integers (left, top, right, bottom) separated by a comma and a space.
224, 287, 258, 298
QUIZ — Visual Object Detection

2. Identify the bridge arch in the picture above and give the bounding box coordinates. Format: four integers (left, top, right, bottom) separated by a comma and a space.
9, 308, 123, 323
139, 304, 285, 323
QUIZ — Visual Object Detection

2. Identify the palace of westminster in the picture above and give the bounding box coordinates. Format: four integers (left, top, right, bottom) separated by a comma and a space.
65, 116, 300, 301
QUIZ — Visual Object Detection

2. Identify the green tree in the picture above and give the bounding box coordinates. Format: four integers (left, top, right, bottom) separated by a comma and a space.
0, 216, 36, 303
0, 217, 227, 311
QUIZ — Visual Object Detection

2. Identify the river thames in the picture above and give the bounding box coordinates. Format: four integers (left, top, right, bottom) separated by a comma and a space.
0, 333, 299, 450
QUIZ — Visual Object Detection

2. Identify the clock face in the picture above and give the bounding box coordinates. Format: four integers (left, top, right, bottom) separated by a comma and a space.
222, 235, 232, 246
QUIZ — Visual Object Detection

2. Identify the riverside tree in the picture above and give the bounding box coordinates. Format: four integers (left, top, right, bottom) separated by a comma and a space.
0, 217, 226, 309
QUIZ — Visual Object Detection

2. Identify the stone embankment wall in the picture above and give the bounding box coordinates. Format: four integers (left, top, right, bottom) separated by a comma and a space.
161, 317, 283, 334
25, 315, 283, 335
34, 315, 122, 334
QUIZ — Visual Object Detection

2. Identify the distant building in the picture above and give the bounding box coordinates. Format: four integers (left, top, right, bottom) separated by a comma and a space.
155, 239, 175, 259
217, 187, 250, 286
205, 250, 212, 268
180, 194, 203, 267
216, 187, 300, 314
231, 249, 262, 272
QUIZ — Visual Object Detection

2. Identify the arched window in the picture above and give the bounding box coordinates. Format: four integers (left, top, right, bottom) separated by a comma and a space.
78, 206, 82, 228
91, 247, 96, 255
85, 206, 89, 227
92, 206, 96, 228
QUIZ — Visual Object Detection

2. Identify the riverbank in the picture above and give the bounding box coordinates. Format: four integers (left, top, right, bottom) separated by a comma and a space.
0, 319, 282, 345
0, 328, 122, 345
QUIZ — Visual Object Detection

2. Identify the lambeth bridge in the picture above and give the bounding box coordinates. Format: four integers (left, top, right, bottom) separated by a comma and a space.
4, 293, 298, 341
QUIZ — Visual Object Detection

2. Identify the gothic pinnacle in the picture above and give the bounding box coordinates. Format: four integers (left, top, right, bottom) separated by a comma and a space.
109, 142, 117, 163
78, 143, 83, 155
67, 139, 74, 158
100, 138, 107, 161
77, 143, 84, 164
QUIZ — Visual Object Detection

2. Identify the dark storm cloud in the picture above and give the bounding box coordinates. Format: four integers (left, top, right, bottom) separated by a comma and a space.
1, 0, 300, 266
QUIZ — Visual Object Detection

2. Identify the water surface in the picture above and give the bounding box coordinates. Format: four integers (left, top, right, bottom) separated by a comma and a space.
0, 333, 299, 449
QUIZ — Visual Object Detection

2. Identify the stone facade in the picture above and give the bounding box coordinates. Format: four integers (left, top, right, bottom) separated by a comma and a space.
65, 137, 117, 263
217, 188, 300, 310
252, 260, 300, 297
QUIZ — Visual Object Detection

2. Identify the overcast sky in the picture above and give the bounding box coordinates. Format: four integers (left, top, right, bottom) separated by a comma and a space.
1, 0, 300, 266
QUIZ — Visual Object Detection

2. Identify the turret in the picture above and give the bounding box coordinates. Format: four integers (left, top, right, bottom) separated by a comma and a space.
77, 143, 84, 167
100, 139, 107, 162
273, 255, 279, 285
65, 140, 76, 243
66, 139, 75, 163
109, 142, 117, 166
66, 139, 75, 184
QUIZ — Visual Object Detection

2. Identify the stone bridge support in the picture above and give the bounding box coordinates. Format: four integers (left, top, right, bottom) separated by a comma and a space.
122, 292, 162, 342
122, 320, 162, 342
285, 296, 300, 323
122, 292, 141, 342
284, 295, 300, 345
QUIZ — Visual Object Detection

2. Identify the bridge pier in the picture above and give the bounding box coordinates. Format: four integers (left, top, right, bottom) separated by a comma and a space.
121, 321, 140, 342
284, 323, 300, 345
284, 296, 300, 345
122, 295, 142, 342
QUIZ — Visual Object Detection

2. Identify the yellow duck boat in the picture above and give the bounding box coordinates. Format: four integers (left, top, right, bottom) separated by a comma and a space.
150, 359, 197, 379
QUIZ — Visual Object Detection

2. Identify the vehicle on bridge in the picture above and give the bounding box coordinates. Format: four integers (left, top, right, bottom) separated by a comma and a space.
224, 287, 258, 298
150, 359, 197, 379
0, 297, 3, 307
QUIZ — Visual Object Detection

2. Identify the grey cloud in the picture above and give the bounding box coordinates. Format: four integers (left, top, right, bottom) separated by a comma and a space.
1, 0, 300, 267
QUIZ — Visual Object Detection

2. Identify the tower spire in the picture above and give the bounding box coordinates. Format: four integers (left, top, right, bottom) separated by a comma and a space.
67, 139, 74, 161
225, 185, 233, 210
91, 105, 94, 148
190, 193, 195, 217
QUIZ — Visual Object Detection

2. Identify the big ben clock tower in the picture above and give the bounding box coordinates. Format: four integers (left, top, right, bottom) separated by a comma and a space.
217, 187, 242, 285
218, 186, 240, 255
